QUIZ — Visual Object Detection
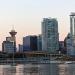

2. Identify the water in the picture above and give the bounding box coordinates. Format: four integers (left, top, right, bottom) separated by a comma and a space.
50, 63, 75, 75
0, 62, 75, 75
0, 63, 50, 75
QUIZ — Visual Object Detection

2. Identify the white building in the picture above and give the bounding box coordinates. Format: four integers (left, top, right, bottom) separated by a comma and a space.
42, 18, 59, 53
69, 12, 75, 55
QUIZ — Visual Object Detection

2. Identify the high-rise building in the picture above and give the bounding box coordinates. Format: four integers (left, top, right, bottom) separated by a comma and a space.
2, 28, 17, 53
6, 37, 11, 41
70, 12, 75, 37
23, 35, 37, 51
69, 12, 75, 55
9, 29, 17, 42
37, 34, 42, 51
18, 44, 23, 52
2, 41, 15, 53
59, 41, 65, 54
9, 28, 17, 51
64, 33, 72, 55
42, 18, 59, 53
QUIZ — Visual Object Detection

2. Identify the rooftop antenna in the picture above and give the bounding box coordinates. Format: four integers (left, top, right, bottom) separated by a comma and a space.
12, 25, 14, 30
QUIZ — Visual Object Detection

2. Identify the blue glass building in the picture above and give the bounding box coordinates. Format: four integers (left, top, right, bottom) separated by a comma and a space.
23, 35, 37, 51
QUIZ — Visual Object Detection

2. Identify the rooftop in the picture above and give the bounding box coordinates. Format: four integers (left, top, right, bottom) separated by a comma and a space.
70, 12, 75, 16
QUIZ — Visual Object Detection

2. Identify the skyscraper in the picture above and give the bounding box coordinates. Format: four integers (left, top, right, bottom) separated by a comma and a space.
9, 29, 17, 42
2, 27, 17, 53
64, 33, 72, 55
2, 41, 15, 53
70, 12, 75, 37
69, 12, 75, 55
42, 18, 59, 53
18, 44, 23, 52
23, 35, 37, 51
37, 34, 42, 51
9, 28, 17, 51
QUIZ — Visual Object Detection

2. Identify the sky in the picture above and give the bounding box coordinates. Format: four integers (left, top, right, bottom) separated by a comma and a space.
0, 0, 75, 49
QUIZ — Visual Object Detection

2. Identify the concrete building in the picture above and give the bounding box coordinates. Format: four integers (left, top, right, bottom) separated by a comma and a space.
59, 41, 65, 54
2, 28, 17, 53
2, 41, 15, 53
37, 35, 42, 51
23, 35, 37, 51
6, 37, 11, 41
70, 12, 75, 36
64, 33, 73, 55
9, 28, 17, 51
66, 35, 73, 55
42, 18, 59, 53
69, 12, 75, 55
18, 44, 23, 52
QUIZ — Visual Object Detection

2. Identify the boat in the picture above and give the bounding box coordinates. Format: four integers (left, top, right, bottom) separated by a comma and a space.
65, 61, 72, 64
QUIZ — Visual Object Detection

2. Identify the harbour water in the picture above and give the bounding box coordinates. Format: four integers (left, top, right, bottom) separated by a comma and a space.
0, 63, 50, 75
0, 62, 75, 75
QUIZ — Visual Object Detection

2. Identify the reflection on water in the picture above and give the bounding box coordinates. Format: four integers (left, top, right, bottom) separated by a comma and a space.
50, 63, 75, 75
0, 64, 50, 75
58, 64, 75, 75
16, 64, 40, 75
0, 63, 75, 75
58, 64, 69, 75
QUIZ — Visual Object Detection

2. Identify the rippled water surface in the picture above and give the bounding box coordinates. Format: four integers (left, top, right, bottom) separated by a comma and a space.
0, 63, 75, 75
0, 63, 50, 75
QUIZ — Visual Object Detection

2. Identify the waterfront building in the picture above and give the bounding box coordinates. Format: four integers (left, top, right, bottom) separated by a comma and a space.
69, 12, 75, 55
18, 44, 23, 52
6, 37, 11, 41
64, 33, 72, 55
9, 28, 17, 51
37, 34, 42, 51
23, 35, 37, 51
2, 28, 17, 53
2, 41, 15, 53
59, 41, 65, 54
70, 12, 75, 37
42, 18, 59, 53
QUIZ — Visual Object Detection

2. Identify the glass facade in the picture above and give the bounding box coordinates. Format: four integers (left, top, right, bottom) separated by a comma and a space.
37, 35, 42, 51
42, 18, 59, 53
69, 13, 75, 55
2, 41, 15, 53
70, 16, 75, 36
23, 36, 37, 51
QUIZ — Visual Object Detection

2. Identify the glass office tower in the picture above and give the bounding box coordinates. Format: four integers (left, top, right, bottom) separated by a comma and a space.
42, 18, 59, 53
69, 12, 75, 55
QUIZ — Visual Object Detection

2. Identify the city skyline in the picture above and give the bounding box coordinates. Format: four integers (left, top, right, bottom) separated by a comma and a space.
0, 1, 75, 75
0, 15, 72, 50
0, 0, 75, 49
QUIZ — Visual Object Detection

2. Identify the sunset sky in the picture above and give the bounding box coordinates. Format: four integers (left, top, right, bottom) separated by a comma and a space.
0, 0, 75, 49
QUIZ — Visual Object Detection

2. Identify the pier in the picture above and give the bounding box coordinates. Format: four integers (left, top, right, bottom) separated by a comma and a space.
0, 51, 64, 64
